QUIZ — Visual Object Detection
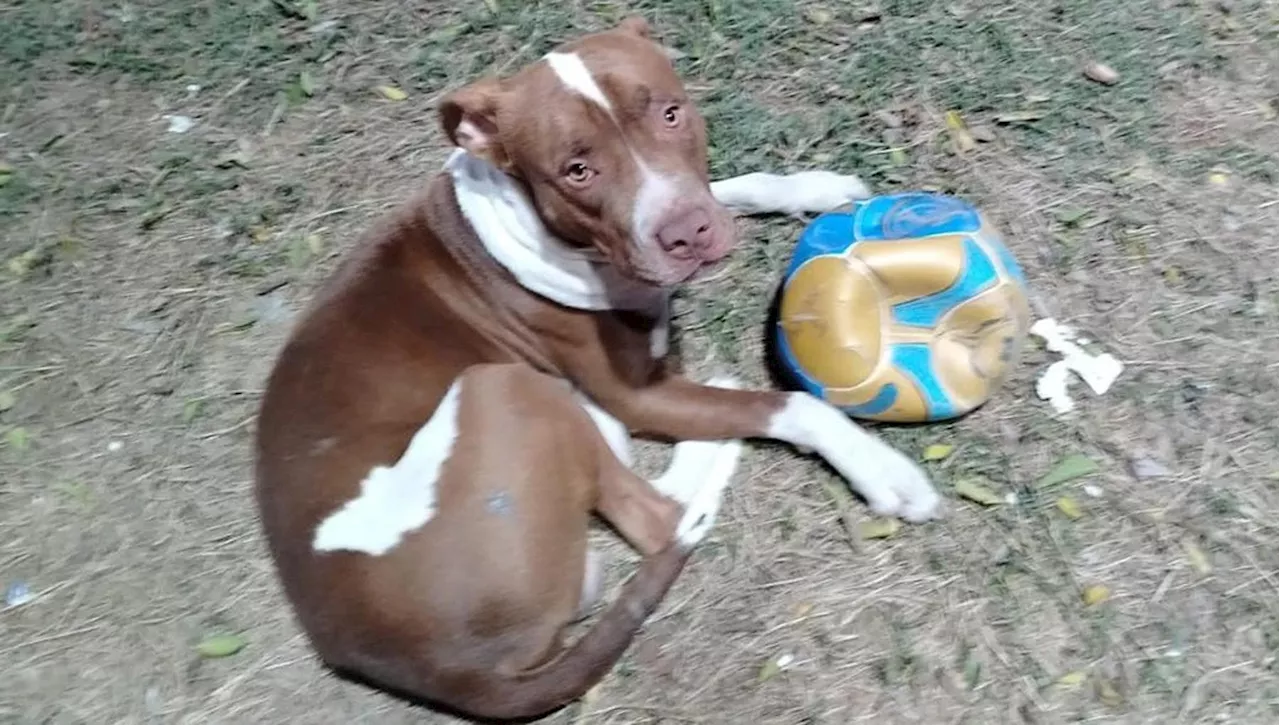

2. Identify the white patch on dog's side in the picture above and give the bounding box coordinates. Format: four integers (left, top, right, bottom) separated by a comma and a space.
710, 171, 871, 216
577, 395, 632, 467
1029, 318, 1124, 414
767, 393, 940, 522
447, 150, 663, 312
313, 382, 463, 555
545, 52, 613, 113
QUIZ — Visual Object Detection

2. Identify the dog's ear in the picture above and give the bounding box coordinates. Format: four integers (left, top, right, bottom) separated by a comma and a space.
438, 77, 510, 169
617, 16, 652, 39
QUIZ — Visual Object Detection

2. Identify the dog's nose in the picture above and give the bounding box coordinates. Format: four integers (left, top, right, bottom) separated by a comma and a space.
654, 208, 713, 260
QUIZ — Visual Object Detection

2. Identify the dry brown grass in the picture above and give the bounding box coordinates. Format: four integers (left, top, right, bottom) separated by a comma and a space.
1, 1, 1276, 723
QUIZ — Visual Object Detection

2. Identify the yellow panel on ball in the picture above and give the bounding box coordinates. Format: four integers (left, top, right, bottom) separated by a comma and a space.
776, 254, 883, 389
774, 192, 1030, 422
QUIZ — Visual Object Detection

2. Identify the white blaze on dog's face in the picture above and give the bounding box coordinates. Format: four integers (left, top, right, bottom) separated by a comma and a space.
438, 17, 737, 287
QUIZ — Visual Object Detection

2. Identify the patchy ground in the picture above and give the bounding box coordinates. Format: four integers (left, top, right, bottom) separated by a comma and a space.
1, 1, 1276, 723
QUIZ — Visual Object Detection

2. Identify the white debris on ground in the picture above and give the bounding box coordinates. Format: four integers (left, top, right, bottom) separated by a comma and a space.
163, 114, 195, 134
1030, 318, 1124, 414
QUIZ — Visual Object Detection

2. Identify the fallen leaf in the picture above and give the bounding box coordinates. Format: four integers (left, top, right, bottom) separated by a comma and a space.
181, 399, 206, 424
1056, 496, 1083, 520
804, 6, 834, 24
1083, 62, 1119, 85
305, 233, 324, 255
1182, 539, 1211, 575
56, 480, 94, 507
213, 150, 250, 169
1038, 453, 1099, 488
298, 70, 316, 97
249, 225, 272, 244
792, 602, 815, 617
944, 110, 975, 154
993, 109, 1046, 124
1128, 456, 1170, 479
1208, 172, 1229, 186
5, 426, 30, 451
0, 314, 35, 343
376, 85, 407, 102
9, 241, 56, 279
0, 390, 15, 412
1054, 207, 1090, 225
954, 478, 1003, 506
969, 124, 996, 142
856, 518, 901, 540
1081, 584, 1109, 606
139, 206, 172, 230
888, 147, 908, 166
196, 633, 246, 658
1056, 670, 1088, 689
1094, 677, 1124, 708
757, 653, 794, 683
922, 443, 954, 461
854, 6, 883, 23
963, 654, 982, 690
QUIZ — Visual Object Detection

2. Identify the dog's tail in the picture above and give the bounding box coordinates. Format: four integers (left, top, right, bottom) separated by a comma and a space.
443, 542, 692, 721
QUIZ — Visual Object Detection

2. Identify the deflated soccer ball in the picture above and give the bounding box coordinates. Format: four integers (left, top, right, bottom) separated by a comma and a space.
774, 192, 1030, 423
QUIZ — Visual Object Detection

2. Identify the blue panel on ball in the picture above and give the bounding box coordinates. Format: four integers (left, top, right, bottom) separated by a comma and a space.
787, 212, 854, 277
991, 238, 1027, 288
844, 383, 899, 417
853, 193, 982, 241
891, 237, 997, 328
890, 343, 957, 419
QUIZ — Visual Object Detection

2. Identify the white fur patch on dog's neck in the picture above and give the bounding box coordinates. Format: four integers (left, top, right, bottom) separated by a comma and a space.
445, 149, 664, 312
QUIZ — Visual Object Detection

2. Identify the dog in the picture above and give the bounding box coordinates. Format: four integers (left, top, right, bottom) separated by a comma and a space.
254, 16, 939, 721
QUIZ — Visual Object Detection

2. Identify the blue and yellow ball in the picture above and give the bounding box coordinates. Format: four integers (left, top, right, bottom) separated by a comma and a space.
775, 192, 1030, 423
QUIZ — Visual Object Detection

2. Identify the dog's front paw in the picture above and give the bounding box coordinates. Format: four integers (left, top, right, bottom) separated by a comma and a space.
674, 438, 744, 545
784, 171, 872, 213
704, 374, 742, 390
856, 448, 942, 523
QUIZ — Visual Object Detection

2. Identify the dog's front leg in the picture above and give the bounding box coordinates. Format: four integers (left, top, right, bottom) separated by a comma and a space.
582, 371, 940, 523
710, 170, 872, 217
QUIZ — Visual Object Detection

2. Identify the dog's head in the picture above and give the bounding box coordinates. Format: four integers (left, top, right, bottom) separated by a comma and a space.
439, 17, 735, 288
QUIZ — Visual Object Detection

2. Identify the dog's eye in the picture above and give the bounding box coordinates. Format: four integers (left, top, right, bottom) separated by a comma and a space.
565, 161, 594, 184
662, 104, 681, 127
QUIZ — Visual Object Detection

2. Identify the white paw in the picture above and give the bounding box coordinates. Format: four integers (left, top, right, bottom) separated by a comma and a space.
704, 374, 742, 390
854, 448, 942, 523
785, 170, 872, 212
711, 171, 872, 217
675, 438, 744, 546
652, 439, 724, 504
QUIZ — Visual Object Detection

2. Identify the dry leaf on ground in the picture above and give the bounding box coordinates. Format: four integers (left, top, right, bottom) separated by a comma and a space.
954, 478, 1003, 506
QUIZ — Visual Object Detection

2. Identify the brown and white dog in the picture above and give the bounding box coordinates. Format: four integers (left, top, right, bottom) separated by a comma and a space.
254, 17, 940, 722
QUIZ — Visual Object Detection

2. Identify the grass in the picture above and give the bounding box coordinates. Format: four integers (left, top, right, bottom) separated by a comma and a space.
0, 0, 1276, 723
